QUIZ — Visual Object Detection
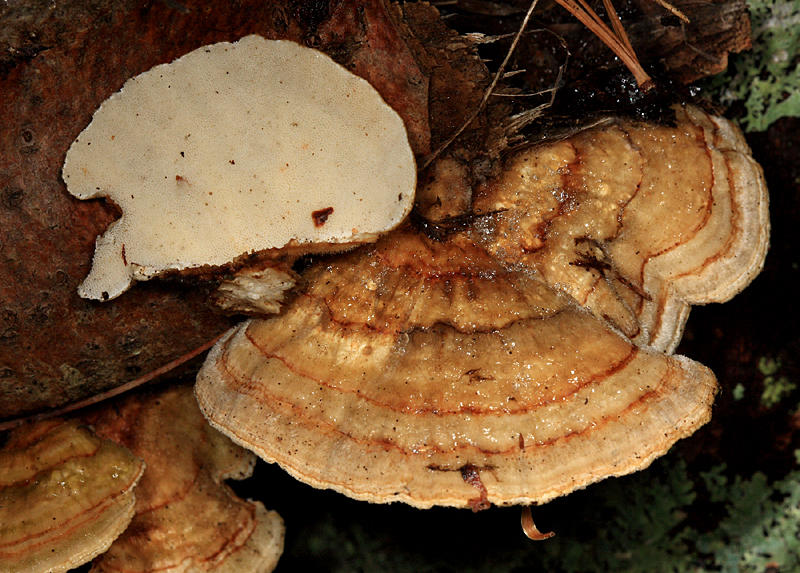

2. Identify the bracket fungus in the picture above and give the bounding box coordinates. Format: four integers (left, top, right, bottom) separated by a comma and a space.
473, 105, 769, 353
85, 384, 284, 573
62, 34, 415, 302
195, 105, 769, 509
0, 420, 144, 572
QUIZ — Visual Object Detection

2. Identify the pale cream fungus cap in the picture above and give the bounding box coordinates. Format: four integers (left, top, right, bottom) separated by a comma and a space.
63, 35, 416, 300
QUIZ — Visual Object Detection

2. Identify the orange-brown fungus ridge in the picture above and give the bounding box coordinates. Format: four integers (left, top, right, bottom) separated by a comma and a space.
195, 105, 769, 509
85, 384, 284, 572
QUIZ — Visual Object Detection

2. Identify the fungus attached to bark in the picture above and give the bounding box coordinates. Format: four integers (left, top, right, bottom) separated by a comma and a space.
85, 384, 284, 573
473, 105, 769, 352
63, 34, 415, 301
0, 420, 144, 572
195, 105, 768, 509
196, 230, 719, 508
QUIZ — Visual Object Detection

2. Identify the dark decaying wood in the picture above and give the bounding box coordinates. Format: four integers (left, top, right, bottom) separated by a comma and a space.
630, 0, 751, 83
444, 0, 751, 85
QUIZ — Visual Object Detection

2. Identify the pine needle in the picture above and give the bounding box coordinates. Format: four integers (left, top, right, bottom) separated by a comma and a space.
553, 0, 653, 89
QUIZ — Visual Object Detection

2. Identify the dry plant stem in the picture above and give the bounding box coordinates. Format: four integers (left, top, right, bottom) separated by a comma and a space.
601, 0, 635, 57
521, 506, 556, 540
499, 29, 567, 136
650, 0, 690, 23
553, 0, 653, 88
0, 333, 226, 432
420, 0, 542, 171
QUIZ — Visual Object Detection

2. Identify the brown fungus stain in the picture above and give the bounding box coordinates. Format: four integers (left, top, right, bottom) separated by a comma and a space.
312, 206, 334, 227
460, 464, 491, 512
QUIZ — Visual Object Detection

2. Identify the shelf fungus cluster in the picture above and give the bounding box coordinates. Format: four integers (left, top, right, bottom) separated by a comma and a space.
0, 385, 284, 572
85, 385, 284, 573
195, 105, 769, 509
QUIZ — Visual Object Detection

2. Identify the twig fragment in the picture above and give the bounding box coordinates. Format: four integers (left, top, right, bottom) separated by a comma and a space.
650, 0, 690, 23
421, 0, 543, 171
521, 506, 556, 540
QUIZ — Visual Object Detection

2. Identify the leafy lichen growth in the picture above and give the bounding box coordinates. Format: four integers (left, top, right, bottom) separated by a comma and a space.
538, 458, 698, 572
708, 0, 800, 131
758, 356, 796, 408
698, 463, 800, 572
538, 453, 800, 573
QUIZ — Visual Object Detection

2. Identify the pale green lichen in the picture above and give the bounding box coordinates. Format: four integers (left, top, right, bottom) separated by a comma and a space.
544, 453, 800, 572
698, 464, 800, 572
707, 0, 800, 131
758, 356, 796, 408
758, 356, 782, 377
539, 458, 698, 572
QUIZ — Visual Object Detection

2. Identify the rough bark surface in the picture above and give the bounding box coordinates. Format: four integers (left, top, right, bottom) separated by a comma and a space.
631, 0, 752, 83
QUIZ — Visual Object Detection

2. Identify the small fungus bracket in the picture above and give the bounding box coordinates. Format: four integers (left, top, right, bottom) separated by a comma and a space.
63, 35, 415, 301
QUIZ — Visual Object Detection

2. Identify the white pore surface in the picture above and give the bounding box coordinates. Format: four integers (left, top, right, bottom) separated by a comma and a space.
63, 35, 415, 300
